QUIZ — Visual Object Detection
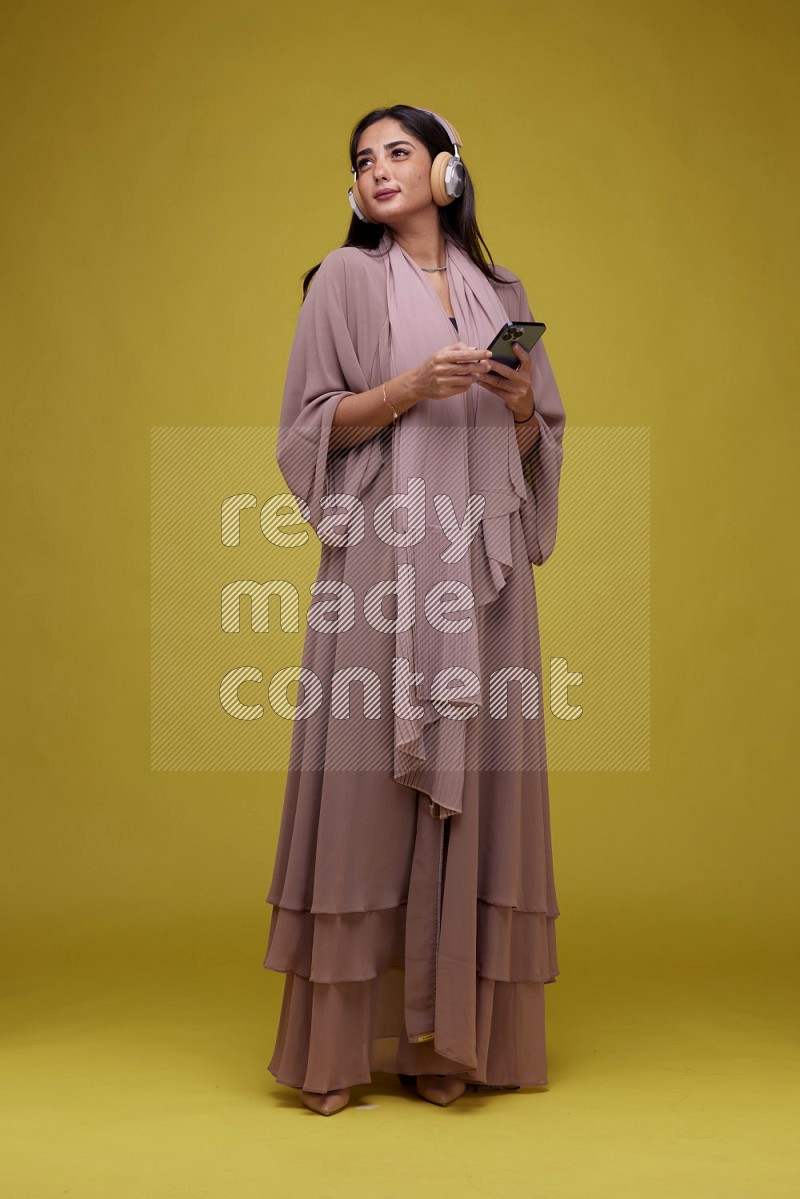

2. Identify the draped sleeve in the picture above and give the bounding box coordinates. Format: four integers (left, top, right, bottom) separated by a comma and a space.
275, 249, 385, 537
508, 276, 567, 567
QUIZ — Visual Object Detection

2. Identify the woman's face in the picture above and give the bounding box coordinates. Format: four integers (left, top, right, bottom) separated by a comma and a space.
353, 118, 435, 226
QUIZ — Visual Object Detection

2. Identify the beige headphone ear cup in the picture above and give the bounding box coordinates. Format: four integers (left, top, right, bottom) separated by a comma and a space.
430, 151, 456, 207
350, 176, 376, 223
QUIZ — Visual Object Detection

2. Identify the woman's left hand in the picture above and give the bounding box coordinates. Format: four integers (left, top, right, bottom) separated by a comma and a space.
476, 341, 535, 422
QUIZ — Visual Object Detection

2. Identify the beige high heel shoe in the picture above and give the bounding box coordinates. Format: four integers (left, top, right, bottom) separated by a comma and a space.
415, 1074, 467, 1106
299, 1087, 351, 1116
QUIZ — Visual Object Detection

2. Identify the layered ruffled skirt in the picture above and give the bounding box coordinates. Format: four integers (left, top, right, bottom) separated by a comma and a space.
263, 438, 560, 1093
264, 763, 559, 1092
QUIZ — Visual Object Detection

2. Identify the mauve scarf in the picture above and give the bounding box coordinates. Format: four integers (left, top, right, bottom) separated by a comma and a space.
384, 231, 532, 819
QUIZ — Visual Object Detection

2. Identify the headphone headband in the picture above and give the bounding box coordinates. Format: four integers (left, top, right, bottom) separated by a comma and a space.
410, 106, 463, 155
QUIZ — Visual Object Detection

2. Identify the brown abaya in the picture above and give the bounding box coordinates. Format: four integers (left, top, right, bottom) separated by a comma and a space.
263, 232, 565, 1092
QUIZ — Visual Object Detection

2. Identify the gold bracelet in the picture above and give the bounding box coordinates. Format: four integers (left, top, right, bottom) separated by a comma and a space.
382, 381, 398, 423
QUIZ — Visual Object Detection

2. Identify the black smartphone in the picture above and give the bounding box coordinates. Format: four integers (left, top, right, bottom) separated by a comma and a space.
486, 320, 546, 376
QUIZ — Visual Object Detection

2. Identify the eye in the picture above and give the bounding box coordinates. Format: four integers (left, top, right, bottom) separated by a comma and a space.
356, 148, 410, 171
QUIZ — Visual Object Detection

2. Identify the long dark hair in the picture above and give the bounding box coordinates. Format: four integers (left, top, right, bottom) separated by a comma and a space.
299, 104, 514, 301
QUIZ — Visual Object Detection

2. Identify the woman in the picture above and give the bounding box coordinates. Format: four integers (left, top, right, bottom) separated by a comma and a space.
263, 104, 566, 1116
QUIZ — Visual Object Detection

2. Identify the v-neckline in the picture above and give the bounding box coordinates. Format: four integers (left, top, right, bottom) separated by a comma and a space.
398, 239, 457, 323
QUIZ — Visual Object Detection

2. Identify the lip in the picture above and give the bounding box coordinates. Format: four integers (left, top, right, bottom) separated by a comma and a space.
374, 189, 399, 199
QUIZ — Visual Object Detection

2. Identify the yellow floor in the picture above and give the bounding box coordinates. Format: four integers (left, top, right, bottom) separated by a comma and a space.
4, 920, 797, 1198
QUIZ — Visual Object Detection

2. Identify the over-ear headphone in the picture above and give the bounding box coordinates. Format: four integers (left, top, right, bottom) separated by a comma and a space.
347, 107, 465, 224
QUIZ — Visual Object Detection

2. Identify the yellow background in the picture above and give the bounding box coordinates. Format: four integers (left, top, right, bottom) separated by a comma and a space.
2, 0, 797, 1194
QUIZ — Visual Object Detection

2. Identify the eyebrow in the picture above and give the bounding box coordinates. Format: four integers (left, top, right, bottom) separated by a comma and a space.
355, 140, 414, 160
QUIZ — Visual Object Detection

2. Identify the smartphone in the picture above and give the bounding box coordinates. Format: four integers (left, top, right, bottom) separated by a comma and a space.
486, 320, 546, 376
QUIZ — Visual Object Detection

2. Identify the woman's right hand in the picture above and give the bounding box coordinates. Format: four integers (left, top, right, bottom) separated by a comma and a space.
409, 341, 493, 402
